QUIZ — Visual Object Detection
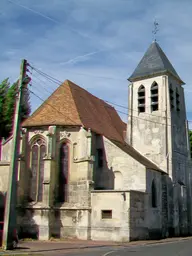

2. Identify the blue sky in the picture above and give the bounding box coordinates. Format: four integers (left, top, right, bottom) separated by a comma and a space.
1, 0, 192, 127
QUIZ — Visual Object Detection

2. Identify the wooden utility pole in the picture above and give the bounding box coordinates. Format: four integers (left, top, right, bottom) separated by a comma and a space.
2, 59, 28, 250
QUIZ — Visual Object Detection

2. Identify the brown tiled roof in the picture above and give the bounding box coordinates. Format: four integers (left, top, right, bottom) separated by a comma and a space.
23, 80, 164, 172
23, 80, 126, 143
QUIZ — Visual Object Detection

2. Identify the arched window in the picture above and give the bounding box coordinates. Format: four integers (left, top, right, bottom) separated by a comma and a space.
151, 82, 159, 111
169, 84, 174, 110
176, 88, 180, 112
138, 85, 145, 113
58, 142, 69, 202
151, 179, 157, 208
30, 137, 46, 202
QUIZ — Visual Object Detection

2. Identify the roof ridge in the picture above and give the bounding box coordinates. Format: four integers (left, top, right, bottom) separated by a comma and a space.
66, 80, 83, 126
23, 80, 82, 127
155, 42, 179, 76
67, 79, 111, 130
66, 79, 114, 108
154, 42, 166, 69
23, 81, 65, 122
128, 41, 184, 84
104, 104, 125, 141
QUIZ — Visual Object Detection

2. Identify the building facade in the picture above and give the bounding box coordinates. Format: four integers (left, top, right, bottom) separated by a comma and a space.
0, 41, 192, 242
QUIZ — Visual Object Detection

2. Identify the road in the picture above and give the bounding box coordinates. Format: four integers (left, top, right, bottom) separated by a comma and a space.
18, 239, 192, 256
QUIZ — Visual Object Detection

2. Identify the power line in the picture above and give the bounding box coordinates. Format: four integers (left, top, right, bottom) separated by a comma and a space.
30, 80, 185, 128
30, 66, 176, 122
29, 64, 192, 125
29, 64, 126, 82
29, 65, 62, 85
28, 88, 80, 126
32, 73, 55, 95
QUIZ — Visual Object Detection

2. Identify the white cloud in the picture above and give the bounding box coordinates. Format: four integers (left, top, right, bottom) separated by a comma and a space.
1, 0, 192, 122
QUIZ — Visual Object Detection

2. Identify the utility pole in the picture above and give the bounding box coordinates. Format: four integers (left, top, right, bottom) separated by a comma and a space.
2, 59, 29, 250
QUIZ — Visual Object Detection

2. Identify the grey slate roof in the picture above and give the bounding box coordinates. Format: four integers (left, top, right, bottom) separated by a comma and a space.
128, 41, 184, 84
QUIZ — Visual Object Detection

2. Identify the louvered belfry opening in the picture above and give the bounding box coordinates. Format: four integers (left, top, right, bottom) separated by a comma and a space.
138, 85, 145, 113
151, 82, 159, 112
176, 88, 180, 112
169, 84, 174, 110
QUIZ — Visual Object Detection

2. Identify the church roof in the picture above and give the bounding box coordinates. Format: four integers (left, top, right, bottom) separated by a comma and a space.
23, 79, 164, 172
22, 80, 126, 143
128, 41, 184, 84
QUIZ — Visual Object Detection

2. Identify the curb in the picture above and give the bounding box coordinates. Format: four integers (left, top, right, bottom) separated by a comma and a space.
0, 254, 43, 256
115, 236, 192, 247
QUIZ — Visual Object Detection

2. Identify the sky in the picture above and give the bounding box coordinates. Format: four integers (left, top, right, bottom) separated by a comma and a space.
1, 0, 192, 127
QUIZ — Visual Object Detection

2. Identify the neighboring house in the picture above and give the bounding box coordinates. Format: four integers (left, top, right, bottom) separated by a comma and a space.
0, 41, 192, 242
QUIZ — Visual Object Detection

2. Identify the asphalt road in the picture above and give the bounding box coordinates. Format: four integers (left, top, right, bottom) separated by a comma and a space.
18, 239, 192, 256
61, 240, 192, 256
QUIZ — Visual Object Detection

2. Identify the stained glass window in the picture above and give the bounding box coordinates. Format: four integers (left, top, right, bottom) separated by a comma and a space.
58, 143, 69, 202
30, 138, 46, 202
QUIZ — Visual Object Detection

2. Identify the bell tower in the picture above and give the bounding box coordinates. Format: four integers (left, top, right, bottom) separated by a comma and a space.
126, 41, 190, 182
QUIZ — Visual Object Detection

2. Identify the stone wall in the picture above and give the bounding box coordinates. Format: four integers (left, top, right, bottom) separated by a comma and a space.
129, 190, 148, 241
145, 169, 163, 237
94, 136, 146, 192
0, 162, 10, 192
1, 137, 13, 161
127, 76, 168, 170
50, 208, 91, 240
91, 190, 148, 242
91, 190, 130, 241
16, 125, 94, 240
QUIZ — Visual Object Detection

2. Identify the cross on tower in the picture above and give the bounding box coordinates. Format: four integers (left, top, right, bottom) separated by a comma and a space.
152, 20, 159, 41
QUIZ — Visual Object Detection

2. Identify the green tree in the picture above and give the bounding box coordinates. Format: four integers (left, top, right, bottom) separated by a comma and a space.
0, 78, 10, 139
1, 79, 31, 140
3, 82, 17, 138
20, 83, 31, 122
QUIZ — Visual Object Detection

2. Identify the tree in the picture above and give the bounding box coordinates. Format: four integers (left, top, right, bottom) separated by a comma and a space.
0, 78, 31, 140
3, 82, 17, 138
20, 83, 31, 122
0, 78, 10, 139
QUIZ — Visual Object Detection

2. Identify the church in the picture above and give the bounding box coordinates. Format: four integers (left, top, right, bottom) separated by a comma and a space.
0, 41, 192, 242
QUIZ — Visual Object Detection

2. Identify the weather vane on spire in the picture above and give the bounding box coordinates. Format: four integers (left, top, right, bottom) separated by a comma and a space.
152, 20, 159, 41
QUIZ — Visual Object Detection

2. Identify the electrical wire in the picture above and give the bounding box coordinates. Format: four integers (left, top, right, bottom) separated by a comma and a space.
29, 64, 126, 82
28, 87, 80, 126
30, 65, 187, 124
30, 80, 185, 128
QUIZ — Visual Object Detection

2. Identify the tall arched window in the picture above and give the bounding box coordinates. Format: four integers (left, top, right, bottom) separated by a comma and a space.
30, 138, 46, 202
58, 142, 69, 202
151, 179, 157, 208
169, 84, 174, 110
151, 82, 159, 111
138, 85, 145, 113
176, 88, 180, 112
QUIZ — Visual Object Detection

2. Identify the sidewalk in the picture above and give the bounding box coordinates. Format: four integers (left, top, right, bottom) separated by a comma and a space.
0, 236, 192, 255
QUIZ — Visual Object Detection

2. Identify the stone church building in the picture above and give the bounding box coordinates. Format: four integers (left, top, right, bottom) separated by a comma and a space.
0, 41, 192, 242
